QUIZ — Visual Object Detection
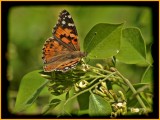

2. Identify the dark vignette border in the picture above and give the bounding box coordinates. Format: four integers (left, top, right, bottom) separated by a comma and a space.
1, 1, 159, 119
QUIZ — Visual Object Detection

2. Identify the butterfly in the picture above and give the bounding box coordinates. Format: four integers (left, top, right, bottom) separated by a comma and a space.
42, 10, 86, 72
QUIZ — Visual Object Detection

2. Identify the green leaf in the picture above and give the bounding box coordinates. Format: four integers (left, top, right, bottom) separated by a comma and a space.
141, 65, 153, 84
77, 92, 90, 110
42, 99, 61, 114
14, 70, 49, 112
84, 23, 123, 59
116, 27, 147, 64
89, 93, 112, 116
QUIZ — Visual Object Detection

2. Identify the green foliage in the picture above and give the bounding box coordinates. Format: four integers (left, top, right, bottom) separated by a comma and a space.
141, 65, 153, 84
77, 92, 90, 110
15, 24, 152, 117
9, 7, 153, 117
42, 99, 61, 114
14, 70, 49, 112
84, 23, 123, 59
126, 83, 151, 108
14, 22, 153, 117
89, 93, 112, 116
116, 27, 147, 64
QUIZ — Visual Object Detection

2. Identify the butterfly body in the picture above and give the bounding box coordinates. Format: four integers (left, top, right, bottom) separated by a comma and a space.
42, 10, 86, 72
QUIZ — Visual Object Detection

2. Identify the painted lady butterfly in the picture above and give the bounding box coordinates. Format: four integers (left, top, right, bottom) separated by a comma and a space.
42, 10, 86, 72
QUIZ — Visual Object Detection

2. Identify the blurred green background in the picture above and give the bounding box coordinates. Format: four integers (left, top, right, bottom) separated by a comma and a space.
7, 5, 152, 113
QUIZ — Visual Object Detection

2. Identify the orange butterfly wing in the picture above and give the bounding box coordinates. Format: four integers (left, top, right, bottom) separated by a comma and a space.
53, 10, 80, 51
42, 10, 85, 72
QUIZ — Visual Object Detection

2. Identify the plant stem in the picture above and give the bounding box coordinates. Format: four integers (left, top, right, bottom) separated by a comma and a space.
88, 76, 103, 86
116, 69, 147, 109
63, 72, 116, 110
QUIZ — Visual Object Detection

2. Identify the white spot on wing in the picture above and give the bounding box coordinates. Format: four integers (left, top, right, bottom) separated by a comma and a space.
68, 23, 74, 27
62, 20, 66, 25
68, 15, 71, 18
65, 67, 69, 70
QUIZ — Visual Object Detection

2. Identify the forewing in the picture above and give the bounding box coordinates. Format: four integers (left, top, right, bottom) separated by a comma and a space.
52, 10, 80, 51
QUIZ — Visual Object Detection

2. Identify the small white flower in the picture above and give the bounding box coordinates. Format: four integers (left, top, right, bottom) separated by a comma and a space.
79, 80, 88, 88
82, 64, 89, 72
117, 103, 123, 107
